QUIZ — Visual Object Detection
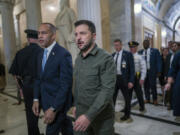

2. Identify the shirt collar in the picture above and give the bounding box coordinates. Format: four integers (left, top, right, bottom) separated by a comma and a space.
116, 49, 123, 54
45, 41, 56, 52
79, 44, 98, 58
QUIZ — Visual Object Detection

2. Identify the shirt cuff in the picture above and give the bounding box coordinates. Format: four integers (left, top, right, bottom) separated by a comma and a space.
33, 99, 39, 102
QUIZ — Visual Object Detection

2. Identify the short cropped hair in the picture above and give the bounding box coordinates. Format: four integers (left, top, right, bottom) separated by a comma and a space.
114, 39, 122, 43
74, 20, 96, 34
143, 39, 150, 44
41, 23, 57, 34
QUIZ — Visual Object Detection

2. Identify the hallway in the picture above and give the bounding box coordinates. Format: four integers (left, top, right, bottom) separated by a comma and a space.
0, 90, 180, 135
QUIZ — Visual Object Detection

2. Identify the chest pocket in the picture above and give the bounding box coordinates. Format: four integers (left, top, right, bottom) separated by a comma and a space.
83, 68, 99, 89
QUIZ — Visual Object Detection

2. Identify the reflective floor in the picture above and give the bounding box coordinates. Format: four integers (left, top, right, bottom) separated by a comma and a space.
0, 88, 180, 135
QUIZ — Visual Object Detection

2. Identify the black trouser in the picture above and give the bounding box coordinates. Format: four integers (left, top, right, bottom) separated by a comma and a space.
165, 83, 173, 108
22, 83, 40, 135
144, 71, 157, 101
129, 75, 144, 109
46, 113, 73, 135
113, 75, 131, 117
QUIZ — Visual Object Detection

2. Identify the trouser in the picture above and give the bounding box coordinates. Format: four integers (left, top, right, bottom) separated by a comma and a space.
113, 75, 131, 117
144, 71, 157, 101
129, 75, 144, 109
22, 84, 40, 135
74, 106, 114, 135
165, 83, 173, 108
46, 113, 73, 135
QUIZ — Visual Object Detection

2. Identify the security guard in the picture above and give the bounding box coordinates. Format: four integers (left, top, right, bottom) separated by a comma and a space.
128, 41, 146, 112
9, 29, 43, 135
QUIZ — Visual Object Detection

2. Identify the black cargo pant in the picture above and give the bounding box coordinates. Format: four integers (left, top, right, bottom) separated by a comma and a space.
129, 75, 144, 109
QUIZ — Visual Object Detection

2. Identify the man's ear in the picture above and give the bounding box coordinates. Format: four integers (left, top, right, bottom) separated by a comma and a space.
92, 33, 96, 41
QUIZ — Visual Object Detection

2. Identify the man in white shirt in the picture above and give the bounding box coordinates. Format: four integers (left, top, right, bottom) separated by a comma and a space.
112, 39, 135, 121
128, 41, 146, 112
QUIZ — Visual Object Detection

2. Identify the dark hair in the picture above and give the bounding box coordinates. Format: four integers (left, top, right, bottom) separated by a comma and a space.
41, 23, 57, 34
114, 39, 122, 43
143, 39, 150, 44
74, 20, 96, 33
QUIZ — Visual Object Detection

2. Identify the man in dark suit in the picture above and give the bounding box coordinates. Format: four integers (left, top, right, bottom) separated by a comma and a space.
32, 23, 73, 135
112, 39, 135, 121
139, 39, 162, 105
9, 29, 43, 135
164, 42, 178, 109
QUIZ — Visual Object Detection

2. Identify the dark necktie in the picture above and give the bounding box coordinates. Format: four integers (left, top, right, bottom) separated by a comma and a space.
145, 50, 147, 63
115, 52, 119, 66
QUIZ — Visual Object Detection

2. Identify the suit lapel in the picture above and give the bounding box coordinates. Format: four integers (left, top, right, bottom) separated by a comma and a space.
43, 44, 58, 73
38, 51, 44, 76
121, 51, 125, 69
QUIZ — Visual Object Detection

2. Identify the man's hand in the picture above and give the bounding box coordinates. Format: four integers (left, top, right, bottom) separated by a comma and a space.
32, 101, 39, 116
139, 80, 144, 86
165, 83, 171, 91
128, 82, 134, 89
44, 108, 56, 124
72, 107, 76, 118
73, 115, 90, 132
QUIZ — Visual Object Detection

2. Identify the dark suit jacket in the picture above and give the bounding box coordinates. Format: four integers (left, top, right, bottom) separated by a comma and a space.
139, 48, 162, 80
112, 50, 135, 84
164, 53, 172, 77
34, 43, 73, 113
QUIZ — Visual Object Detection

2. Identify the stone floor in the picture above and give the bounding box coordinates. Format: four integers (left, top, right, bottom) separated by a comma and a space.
0, 89, 180, 135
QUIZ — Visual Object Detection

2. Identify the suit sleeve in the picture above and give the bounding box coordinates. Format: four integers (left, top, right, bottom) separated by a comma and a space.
85, 55, 116, 121
33, 51, 42, 100
52, 52, 73, 111
156, 49, 162, 73
128, 52, 135, 83
168, 52, 180, 79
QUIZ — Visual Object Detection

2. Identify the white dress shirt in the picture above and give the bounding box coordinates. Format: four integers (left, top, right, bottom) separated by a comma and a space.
45, 41, 56, 59
133, 52, 147, 80
170, 53, 175, 68
114, 50, 123, 75
143, 48, 151, 70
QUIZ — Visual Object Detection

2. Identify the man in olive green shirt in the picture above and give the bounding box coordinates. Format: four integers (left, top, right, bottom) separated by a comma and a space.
73, 20, 116, 135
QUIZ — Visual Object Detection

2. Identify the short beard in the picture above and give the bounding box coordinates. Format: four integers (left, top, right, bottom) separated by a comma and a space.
80, 39, 94, 52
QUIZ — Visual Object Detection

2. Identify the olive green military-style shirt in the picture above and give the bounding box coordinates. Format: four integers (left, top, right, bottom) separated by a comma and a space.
74, 45, 116, 121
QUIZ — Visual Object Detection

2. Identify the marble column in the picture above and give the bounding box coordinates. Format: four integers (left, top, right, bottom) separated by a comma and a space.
77, 0, 103, 48
100, 0, 111, 52
133, 0, 143, 49
109, 0, 133, 50
14, 15, 21, 50
24, 0, 42, 30
0, 0, 17, 89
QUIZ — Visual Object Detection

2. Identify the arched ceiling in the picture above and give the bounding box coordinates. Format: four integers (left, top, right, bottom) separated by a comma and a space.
156, 0, 180, 32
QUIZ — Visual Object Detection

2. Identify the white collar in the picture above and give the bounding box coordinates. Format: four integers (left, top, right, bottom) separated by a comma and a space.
45, 41, 56, 52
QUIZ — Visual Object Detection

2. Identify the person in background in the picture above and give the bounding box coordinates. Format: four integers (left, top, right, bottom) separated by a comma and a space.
128, 41, 146, 112
164, 42, 178, 110
165, 50, 180, 122
113, 39, 135, 121
159, 47, 169, 102
9, 29, 43, 135
139, 40, 162, 105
